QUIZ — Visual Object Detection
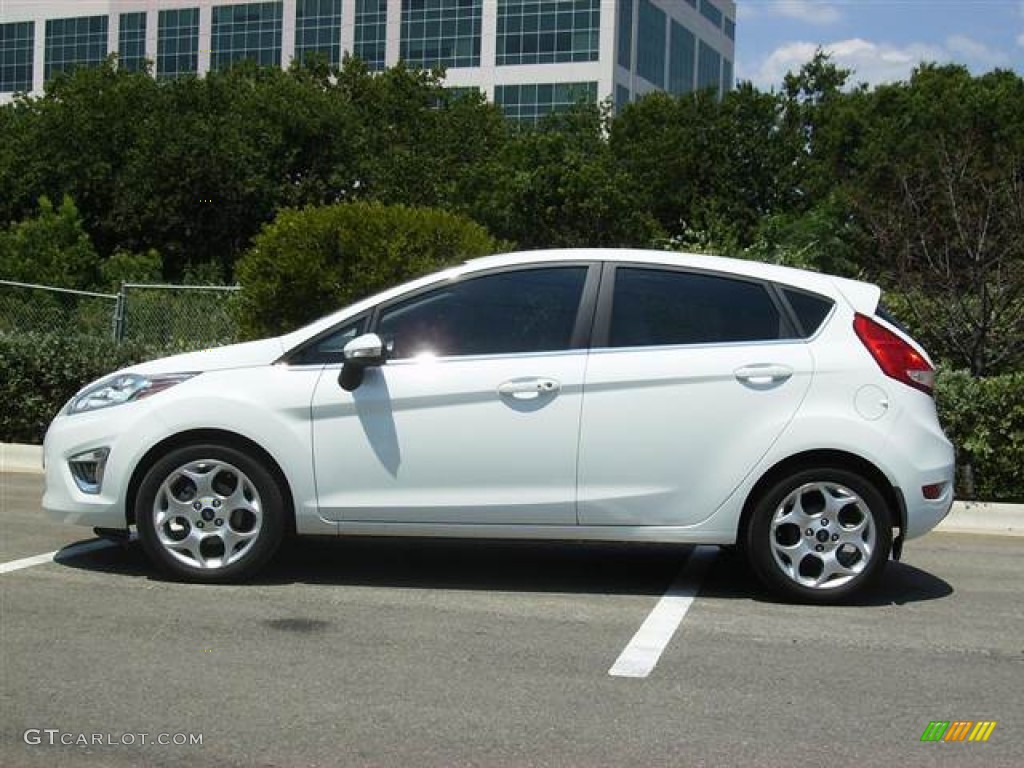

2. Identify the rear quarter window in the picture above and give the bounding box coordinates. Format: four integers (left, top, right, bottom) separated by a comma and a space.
783, 289, 834, 338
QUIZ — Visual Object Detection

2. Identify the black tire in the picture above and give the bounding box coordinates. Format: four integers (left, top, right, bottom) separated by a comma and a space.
745, 467, 892, 604
135, 443, 285, 583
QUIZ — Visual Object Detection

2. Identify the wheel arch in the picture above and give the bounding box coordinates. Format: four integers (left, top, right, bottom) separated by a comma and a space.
124, 428, 297, 537
738, 449, 906, 551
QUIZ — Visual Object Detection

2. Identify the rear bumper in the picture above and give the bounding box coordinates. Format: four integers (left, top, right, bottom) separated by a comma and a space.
898, 459, 956, 540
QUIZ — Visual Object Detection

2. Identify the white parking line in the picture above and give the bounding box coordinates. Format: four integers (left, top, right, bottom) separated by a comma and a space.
0, 539, 118, 575
608, 545, 718, 678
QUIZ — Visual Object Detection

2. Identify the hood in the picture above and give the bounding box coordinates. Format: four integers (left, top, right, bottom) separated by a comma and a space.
127, 337, 286, 375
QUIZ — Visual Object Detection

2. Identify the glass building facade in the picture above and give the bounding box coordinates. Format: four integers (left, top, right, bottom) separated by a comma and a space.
211, 2, 284, 71
118, 13, 147, 73
354, 0, 388, 71
697, 38, 721, 92
400, 0, 483, 70
295, 0, 344, 67
0, 21, 34, 93
494, 81, 597, 124
496, 0, 601, 66
616, 0, 632, 70
668, 20, 695, 95
2, 1, 736, 121
44, 16, 108, 81
699, 0, 722, 29
615, 83, 630, 112
157, 8, 200, 80
636, 0, 665, 89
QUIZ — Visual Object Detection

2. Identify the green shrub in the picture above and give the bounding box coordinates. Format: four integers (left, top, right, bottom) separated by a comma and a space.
936, 370, 1024, 502
233, 201, 500, 338
0, 195, 100, 289
0, 332, 174, 444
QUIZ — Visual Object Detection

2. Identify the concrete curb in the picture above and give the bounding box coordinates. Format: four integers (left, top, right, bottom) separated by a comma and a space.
1, 443, 1021, 536
1, 443, 43, 475
935, 501, 1024, 537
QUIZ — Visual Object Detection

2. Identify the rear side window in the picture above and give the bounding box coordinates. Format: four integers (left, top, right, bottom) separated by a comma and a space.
610, 268, 784, 347
783, 289, 834, 337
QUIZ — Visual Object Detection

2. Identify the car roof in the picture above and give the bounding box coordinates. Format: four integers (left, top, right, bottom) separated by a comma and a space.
462, 248, 873, 302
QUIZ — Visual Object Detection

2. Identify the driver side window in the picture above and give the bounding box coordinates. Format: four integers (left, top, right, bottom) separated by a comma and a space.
289, 318, 367, 364
376, 267, 588, 359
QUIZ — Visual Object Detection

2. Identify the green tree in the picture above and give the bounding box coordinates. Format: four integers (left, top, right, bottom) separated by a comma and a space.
99, 249, 163, 291
0, 195, 99, 288
336, 60, 510, 210
233, 201, 500, 338
611, 84, 800, 247
471, 104, 660, 249
0, 59, 162, 259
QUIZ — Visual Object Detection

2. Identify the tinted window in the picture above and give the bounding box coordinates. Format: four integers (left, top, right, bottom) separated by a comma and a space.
610, 268, 783, 347
876, 302, 910, 335
783, 288, 834, 337
290, 318, 366, 364
378, 267, 587, 359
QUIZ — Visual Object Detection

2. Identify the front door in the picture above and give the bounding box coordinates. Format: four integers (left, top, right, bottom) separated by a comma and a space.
311, 264, 595, 525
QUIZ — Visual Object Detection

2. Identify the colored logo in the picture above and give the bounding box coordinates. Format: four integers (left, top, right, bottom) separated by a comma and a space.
921, 721, 997, 742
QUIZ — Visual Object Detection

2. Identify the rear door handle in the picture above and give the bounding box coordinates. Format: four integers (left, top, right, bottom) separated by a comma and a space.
734, 364, 794, 385
497, 378, 561, 399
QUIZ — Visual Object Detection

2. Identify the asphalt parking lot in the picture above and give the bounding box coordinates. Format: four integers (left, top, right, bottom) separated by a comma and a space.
2, 471, 1022, 767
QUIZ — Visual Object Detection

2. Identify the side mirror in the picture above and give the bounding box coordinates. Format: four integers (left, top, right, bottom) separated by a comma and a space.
339, 333, 386, 391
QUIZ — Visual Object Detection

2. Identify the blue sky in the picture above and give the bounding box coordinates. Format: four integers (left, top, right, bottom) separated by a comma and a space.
735, 0, 1024, 89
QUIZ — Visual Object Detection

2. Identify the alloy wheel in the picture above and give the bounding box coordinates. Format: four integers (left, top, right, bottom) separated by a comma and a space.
151, 459, 264, 570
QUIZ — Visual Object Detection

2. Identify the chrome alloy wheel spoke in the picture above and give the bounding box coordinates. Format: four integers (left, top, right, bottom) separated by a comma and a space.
152, 459, 263, 571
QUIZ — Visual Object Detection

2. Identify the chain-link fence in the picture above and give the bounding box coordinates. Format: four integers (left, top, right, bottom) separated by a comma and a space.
0, 280, 240, 348
0, 280, 117, 337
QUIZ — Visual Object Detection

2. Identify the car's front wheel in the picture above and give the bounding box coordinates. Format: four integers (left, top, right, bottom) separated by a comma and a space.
746, 467, 892, 603
135, 443, 285, 582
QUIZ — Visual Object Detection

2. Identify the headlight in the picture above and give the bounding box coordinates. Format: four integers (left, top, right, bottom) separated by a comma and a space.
67, 373, 197, 415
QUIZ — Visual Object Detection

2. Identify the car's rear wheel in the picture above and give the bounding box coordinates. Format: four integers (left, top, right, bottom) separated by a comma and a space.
135, 444, 285, 582
746, 467, 892, 603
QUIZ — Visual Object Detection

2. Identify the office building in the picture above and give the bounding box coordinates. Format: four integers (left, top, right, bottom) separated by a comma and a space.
0, 1, 736, 121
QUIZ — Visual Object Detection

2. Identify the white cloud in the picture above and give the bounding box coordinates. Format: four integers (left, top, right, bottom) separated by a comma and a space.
744, 36, 1011, 90
1017, 32, 1024, 49
946, 35, 1010, 67
770, 1, 843, 26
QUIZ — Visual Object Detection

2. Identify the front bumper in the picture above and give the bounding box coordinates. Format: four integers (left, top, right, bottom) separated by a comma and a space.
42, 406, 145, 529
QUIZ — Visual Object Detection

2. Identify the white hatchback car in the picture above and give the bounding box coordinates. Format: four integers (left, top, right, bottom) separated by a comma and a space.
43, 249, 955, 602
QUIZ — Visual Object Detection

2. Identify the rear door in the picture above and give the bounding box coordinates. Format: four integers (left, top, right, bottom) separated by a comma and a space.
577, 264, 814, 527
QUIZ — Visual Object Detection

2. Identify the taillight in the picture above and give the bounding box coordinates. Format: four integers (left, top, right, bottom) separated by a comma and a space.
853, 314, 935, 395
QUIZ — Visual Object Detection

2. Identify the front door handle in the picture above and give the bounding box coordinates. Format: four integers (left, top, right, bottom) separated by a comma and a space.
734, 364, 794, 385
497, 378, 561, 399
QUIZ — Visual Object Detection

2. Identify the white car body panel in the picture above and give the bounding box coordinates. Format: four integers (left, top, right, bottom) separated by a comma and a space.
44, 365, 336, 536
311, 351, 587, 525
127, 337, 286, 375
42, 248, 955, 560
577, 340, 813, 526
